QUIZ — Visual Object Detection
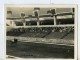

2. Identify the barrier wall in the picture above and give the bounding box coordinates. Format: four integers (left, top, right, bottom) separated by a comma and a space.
6, 36, 74, 46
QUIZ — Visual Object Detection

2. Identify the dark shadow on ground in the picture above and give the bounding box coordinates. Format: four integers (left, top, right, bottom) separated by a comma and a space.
6, 40, 74, 59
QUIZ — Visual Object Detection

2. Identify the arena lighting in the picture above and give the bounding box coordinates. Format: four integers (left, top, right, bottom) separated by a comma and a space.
47, 9, 55, 17
33, 8, 40, 26
34, 7, 40, 17
20, 12, 26, 26
47, 9, 55, 14
47, 9, 56, 25
21, 12, 25, 18
7, 11, 13, 18
7, 11, 12, 14
34, 7, 40, 11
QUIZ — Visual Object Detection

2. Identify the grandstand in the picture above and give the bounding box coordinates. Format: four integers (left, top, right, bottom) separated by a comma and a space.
6, 7, 75, 58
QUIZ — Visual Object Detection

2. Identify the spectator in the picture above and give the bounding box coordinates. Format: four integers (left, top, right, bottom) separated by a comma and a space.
10, 37, 18, 47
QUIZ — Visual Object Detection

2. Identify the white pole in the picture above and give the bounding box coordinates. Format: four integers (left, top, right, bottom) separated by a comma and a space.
22, 17, 25, 27
37, 16, 39, 26
53, 15, 56, 25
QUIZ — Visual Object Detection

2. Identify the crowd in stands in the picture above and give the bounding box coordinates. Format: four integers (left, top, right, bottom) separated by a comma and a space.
7, 27, 74, 40
7, 27, 74, 33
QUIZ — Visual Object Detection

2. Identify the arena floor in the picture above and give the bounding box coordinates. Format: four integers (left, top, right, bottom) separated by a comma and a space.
6, 40, 74, 59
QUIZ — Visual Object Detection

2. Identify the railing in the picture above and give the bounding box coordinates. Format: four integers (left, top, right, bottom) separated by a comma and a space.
6, 24, 74, 28
6, 36, 74, 46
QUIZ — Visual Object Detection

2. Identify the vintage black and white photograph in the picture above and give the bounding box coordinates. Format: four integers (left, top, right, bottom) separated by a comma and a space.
5, 5, 77, 60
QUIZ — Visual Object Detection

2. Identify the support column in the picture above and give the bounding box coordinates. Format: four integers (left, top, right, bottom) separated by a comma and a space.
53, 15, 56, 25
37, 17, 39, 26
12, 21, 15, 26
23, 22, 25, 26
21, 12, 25, 27
72, 8, 74, 19
33, 8, 40, 26
22, 18, 26, 26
